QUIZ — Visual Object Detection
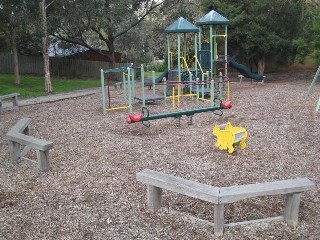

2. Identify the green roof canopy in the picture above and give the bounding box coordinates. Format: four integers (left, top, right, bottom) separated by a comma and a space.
165, 17, 199, 33
196, 10, 229, 25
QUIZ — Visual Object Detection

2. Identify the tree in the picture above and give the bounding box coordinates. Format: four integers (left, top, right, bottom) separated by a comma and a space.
144, 0, 202, 60
0, 0, 27, 85
201, 0, 305, 74
40, 0, 54, 92
51, 0, 167, 67
292, 0, 320, 65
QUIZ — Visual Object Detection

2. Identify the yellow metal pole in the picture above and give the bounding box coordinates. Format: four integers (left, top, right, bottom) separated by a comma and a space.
106, 105, 130, 111
172, 86, 175, 109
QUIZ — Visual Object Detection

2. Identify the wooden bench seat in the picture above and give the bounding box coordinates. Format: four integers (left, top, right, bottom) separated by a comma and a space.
6, 118, 53, 171
137, 169, 315, 235
137, 169, 219, 211
0, 93, 19, 113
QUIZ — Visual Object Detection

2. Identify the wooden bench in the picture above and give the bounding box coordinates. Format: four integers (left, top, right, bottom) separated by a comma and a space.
0, 93, 19, 113
114, 82, 123, 89
238, 74, 266, 84
137, 169, 315, 235
6, 118, 53, 171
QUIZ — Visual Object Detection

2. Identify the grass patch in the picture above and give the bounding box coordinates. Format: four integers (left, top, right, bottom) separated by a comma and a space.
0, 74, 101, 99
144, 71, 162, 78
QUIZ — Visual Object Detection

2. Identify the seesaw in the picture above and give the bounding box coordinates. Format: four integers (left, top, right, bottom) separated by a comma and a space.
126, 101, 232, 127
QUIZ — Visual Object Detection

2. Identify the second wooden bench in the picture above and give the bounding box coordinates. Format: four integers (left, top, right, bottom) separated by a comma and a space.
137, 169, 315, 235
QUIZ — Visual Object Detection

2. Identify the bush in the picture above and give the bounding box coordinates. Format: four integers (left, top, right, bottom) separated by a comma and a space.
146, 62, 166, 72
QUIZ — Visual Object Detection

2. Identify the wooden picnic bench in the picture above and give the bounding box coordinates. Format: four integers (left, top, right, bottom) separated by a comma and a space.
137, 169, 315, 235
6, 118, 53, 171
0, 93, 19, 113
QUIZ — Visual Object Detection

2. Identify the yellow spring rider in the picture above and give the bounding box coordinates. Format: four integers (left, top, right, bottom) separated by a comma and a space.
212, 122, 247, 153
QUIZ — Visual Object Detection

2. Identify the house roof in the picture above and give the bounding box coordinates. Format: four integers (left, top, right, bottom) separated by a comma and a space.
165, 17, 199, 33
196, 10, 229, 25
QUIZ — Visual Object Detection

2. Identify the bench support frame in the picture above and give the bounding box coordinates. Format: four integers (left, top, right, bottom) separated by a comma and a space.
6, 118, 53, 171
0, 93, 19, 113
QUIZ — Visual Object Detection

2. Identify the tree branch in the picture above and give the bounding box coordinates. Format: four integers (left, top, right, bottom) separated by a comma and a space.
113, 0, 167, 38
51, 32, 109, 57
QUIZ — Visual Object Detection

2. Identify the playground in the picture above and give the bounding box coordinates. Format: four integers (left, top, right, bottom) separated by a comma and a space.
0, 71, 319, 239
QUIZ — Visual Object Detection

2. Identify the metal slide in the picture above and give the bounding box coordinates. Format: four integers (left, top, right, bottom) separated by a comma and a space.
228, 57, 264, 81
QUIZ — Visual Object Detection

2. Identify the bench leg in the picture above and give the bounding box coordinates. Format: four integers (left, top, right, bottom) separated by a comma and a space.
214, 204, 225, 235
147, 185, 162, 211
23, 126, 29, 135
12, 96, 19, 107
284, 193, 302, 229
8, 140, 20, 163
36, 150, 51, 171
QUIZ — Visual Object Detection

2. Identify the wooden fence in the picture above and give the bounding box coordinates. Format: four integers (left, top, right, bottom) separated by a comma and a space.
0, 53, 124, 79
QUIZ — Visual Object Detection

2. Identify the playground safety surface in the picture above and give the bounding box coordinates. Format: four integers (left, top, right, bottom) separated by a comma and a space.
0, 72, 319, 239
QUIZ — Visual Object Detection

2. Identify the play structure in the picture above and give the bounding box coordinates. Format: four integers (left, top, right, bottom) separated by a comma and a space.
100, 65, 138, 114
305, 65, 320, 112
213, 122, 247, 153
101, 10, 263, 127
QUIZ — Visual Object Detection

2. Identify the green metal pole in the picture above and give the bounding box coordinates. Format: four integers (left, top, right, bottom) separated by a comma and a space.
178, 33, 181, 83
123, 72, 127, 100
196, 78, 199, 106
315, 96, 320, 112
101, 69, 106, 114
141, 64, 145, 108
178, 33, 181, 99
211, 79, 214, 107
305, 65, 320, 100
225, 25, 228, 77
213, 26, 217, 78
127, 67, 132, 113
199, 27, 202, 51
167, 34, 171, 70
184, 33, 187, 64
210, 25, 214, 79
152, 70, 156, 95
195, 33, 198, 77
201, 74, 205, 99
132, 67, 135, 102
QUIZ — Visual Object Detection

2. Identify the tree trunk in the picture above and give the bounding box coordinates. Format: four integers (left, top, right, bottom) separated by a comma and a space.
41, 0, 52, 93
11, 31, 20, 85
106, 33, 116, 68
258, 58, 265, 75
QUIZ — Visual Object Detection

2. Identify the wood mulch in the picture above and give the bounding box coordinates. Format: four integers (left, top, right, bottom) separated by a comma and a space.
0, 72, 319, 240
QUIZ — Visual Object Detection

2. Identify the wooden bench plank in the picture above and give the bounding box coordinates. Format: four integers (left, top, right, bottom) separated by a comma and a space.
7, 132, 53, 151
7, 118, 32, 134
219, 178, 315, 204
0, 93, 19, 100
136, 169, 220, 204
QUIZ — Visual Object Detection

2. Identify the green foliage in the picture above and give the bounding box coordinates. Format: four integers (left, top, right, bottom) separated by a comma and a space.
293, 38, 309, 64
0, 74, 100, 98
201, 0, 304, 69
145, 0, 202, 59
288, 2, 320, 65
146, 62, 166, 72
51, 0, 166, 64
310, 5, 320, 64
